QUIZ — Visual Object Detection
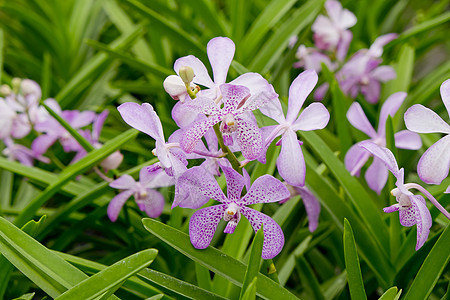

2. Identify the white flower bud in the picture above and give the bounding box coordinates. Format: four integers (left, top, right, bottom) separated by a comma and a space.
0, 84, 11, 96
163, 75, 188, 101
178, 66, 195, 84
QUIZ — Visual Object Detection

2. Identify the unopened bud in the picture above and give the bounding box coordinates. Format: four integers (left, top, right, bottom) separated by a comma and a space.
11, 78, 22, 90
21, 79, 41, 97
0, 84, 11, 96
163, 75, 187, 100
179, 66, 195, 84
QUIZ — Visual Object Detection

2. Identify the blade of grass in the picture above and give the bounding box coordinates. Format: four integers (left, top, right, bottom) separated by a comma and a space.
239, 227, 264, 299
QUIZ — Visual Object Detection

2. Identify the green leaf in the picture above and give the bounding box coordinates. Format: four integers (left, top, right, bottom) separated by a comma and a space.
403, 224, 450, 300
296, 256, 325, 300
241, 277, 257, 300
12, 292, 35, 300
378, 287, 400, 300
239, 227, 264, 299
0, 29, 4, 83
330, 80, 353, 154
0, 216, 89, 298
383, 44, 414, 102
56, 250, 226, 300
142, 218, 300, 300
279, 236, 312, 286
55, 249, 158, 300
13, 128, 138, 227
343, 219, 367, 300
195, 262, 213, 292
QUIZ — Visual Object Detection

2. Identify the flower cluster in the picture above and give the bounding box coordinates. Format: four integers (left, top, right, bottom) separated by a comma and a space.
0, 78, 123, 170
116, 37, 327, 259
294, 0, 397, 103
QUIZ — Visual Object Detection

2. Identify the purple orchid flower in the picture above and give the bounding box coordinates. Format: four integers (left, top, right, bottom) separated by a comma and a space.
176, 165, 289, 259
359, 141, 450, 250
180, 84, 275, 160
404, 79, 450, 187
108, 167, 174, 222
311, 0, 356, 60
259, 70, 330, 187
117, 102, 188, 177
345, 92, 422, 193
282, 184, 320, 232
2, 137, 50, 166
294, 45, 337, 73
0, 98, 31, 139
335, 34, 397, 103
32, 101, 96, 155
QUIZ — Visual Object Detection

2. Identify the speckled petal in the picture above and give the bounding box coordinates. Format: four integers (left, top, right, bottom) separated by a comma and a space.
241, 175, 290, 205
118, 103, 165, 142
235, 116, 263, 160
277, 129, 305, 187
411, 195, 432, 250
180, 115, 222, 153
417, 134, 450, 184
404, 104, 450, 134
109, 174, 136, 190
286, 70, 318, 123
230, 72, 277, 100
221, 165, 246, 202
107, 190, 134, 222
240, 207, 284, 259
220, 84, 250, 112
189, 204, 227, 249
378, 92, 406, 135
183, 95, 222, 115
365, 157, 389, 194
236, 90, 276, 114
399, 206, 416, 227
175, 166, 228, 208
394, 130, 422, 150
359, 141, 399, 177
207, 37, 235, 85
174, 55, 214, 88
347, 102, 377, 138
136, 189, 165, 218
291, 102, 330, 131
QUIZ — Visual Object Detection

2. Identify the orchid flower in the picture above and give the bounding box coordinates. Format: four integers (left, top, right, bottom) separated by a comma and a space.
108, 167, 174, 222
2, 137, 50, 166
180, 84, 275, 160
283, 184, 321, 232
359, 141, 450, 250
294, 45, 337, 72
117, 102, 188, 177
404, 79, 450, 188
345, 92, 421, 193
0, 98, 31, 139
176, 166, 289, 259
335, 34, 397, 103
259, 70, 330, 187
311, 0, 356, 60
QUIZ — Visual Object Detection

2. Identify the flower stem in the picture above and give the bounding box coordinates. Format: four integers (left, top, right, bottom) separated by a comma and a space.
213, 124, 242, 175
405, 183, 450, 219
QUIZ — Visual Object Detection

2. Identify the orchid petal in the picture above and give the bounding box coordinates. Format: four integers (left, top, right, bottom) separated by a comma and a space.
174, 55, 214, 88
175, 166, 228, 208
236, 91, 276, 114
241, 175, 290, 205
109, 174, 136, 189
31, 134, 58, 155
441, 79, 450, 118
346, 102, 377, 138
295, 186, 321, 232
292, 102, 330, 131
411, 195, 432, 250
378, 92, 406, 134
207, 37, 235, 85
171, 101, 200, 128
314, 82, 329, 101
286, 70, 318, 123
371, 66, 396, 82
417, 134, 450, 184
221, 165, 246, 202
368, 33, 398, 57
404, 104, 450, 134
240, 207, 284, 259
359, 141, 400, 177
235, 115, 263, 160
68, 111, 96, 128
365, 157, 389, 194
136, 189, 165, 218
230, 72, 276, 99
107, 190, 134, 222
259, 98, 286, 124
277, 129, 305, 187
118, 103, 165, 142
399, 205, 416, 227
360, 79, 380, 104
336, 30, 352, 61
183, 95, 222, 115
93, 110, 108, 141
344, 142, 370, 176
180, 115, 222, 153
220, 84, 250, 112
189, 204, 227, 249
394, 130, 422, 150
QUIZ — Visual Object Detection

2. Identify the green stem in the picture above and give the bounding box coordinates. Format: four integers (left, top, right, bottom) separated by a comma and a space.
213, 124, 242, 175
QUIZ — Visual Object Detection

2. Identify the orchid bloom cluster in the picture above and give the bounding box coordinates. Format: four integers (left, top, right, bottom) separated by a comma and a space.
0, 78, 123, 170
115, 37, 326, 259
294, 0, 397, 103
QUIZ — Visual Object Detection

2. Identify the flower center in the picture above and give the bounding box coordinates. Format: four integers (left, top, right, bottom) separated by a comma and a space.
223, 202, 241, 234
220, 113, 237, 134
